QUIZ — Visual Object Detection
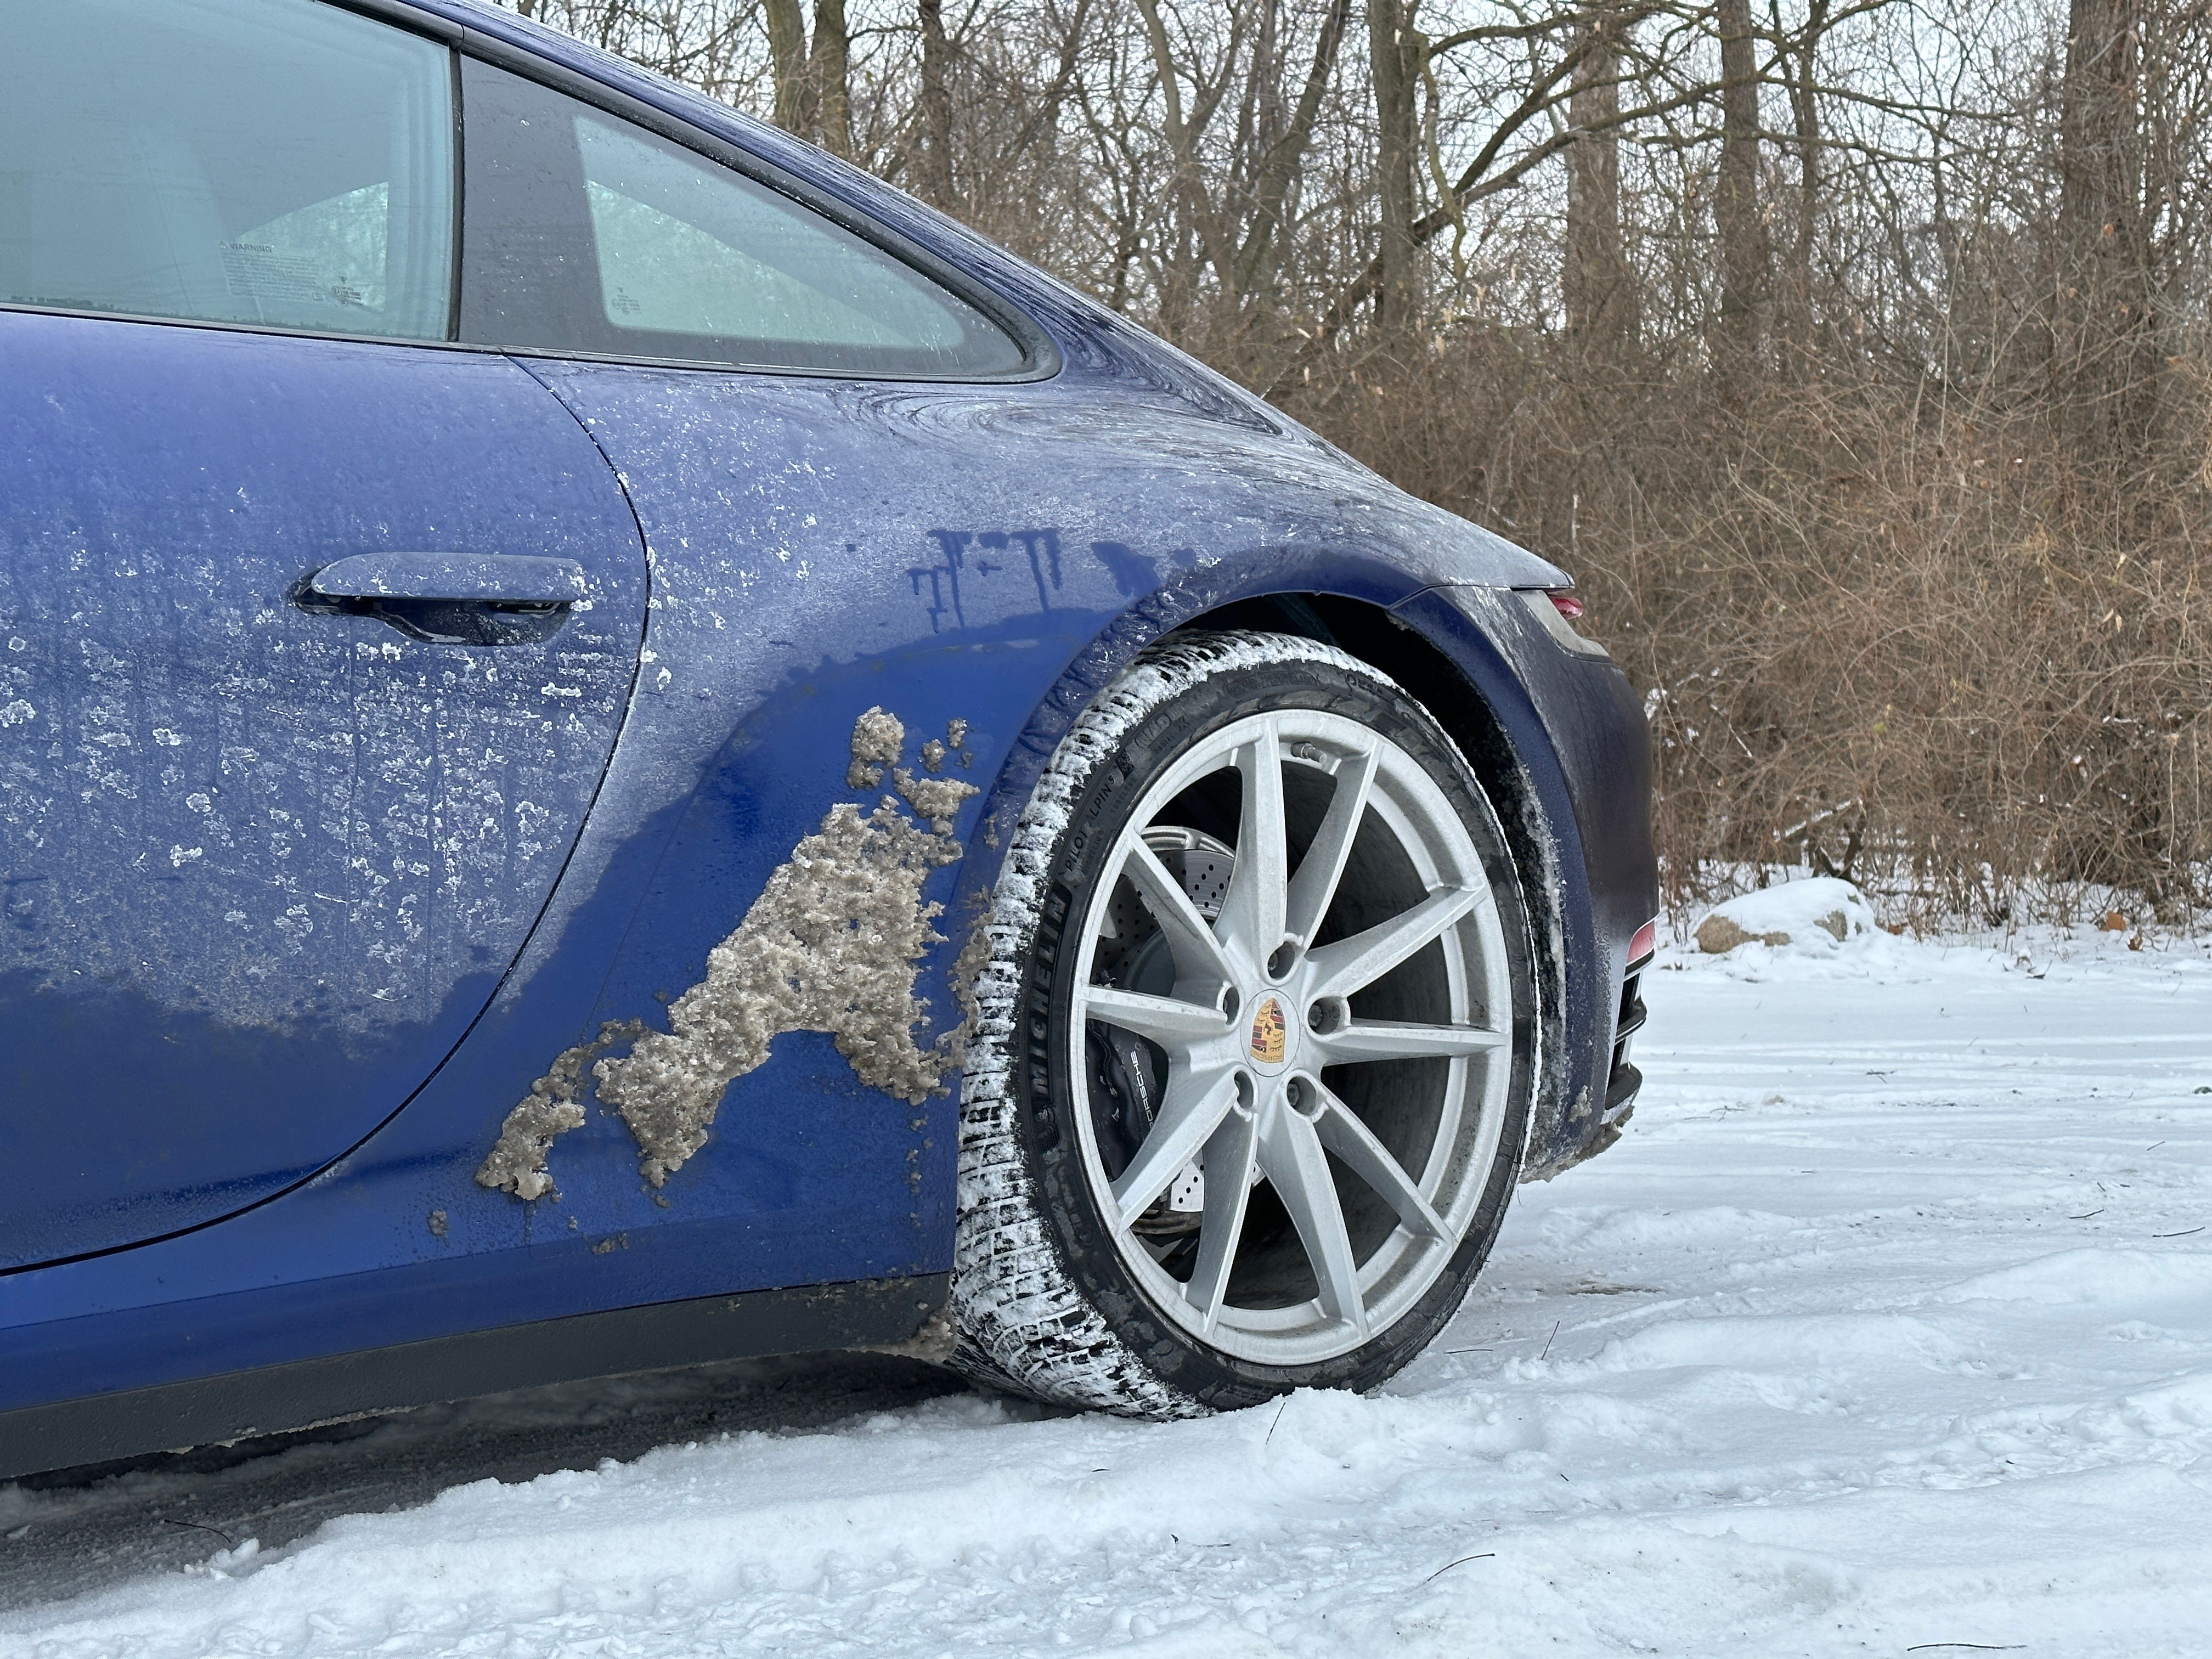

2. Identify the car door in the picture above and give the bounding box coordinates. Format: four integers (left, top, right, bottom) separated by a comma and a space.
0, 0, 647, 1266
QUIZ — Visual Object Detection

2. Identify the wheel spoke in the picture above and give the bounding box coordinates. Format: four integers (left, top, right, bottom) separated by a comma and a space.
1283, 740, 1377, 946
1122, 837, 1238, 986
1183, 1104, 1259, 1336
1078, 985, 1231, 1053
1310, 1081, 1448, 1240
1305, 884, 1483, 1001
1217, 728, 1288, 960
1259, 1101, 1369, 1338
1314, 1018, 1506, 1065
1110, 1064, 1241, 1225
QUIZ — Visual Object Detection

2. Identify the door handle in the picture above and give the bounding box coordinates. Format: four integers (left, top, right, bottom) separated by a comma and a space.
298, 552, 587, 645
309, 551, 586, 604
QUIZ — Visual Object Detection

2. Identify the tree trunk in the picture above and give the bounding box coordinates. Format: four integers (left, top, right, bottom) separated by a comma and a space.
809, 0, 853, 159
764, 0, 809, 136
1775, 0, 1824, 365
1234, 0, 1351, 300
2057, 0, 2158, 456
1712, 0, 1769, 394
1563, 7, 1635, 363
1368, 0, 1424, 337
917, 0, 956, 209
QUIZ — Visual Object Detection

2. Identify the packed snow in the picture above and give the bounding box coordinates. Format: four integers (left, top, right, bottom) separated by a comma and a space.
5, 913, 2211, 1657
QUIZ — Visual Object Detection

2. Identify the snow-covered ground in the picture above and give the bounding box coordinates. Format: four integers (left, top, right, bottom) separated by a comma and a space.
6, 923, 2212, 1657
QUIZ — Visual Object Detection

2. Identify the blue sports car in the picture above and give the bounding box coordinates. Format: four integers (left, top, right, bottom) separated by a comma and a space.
0, 0, 1656, 1476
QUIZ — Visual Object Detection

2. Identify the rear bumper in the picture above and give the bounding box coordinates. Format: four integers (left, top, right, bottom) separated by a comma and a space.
1593, 942, 1652, 1157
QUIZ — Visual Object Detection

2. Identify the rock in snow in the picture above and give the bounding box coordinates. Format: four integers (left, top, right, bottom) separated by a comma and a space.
1694, 874, 1878, 953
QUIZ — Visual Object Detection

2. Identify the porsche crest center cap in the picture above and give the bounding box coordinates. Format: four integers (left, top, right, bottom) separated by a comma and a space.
1248, 995, 1289, 1068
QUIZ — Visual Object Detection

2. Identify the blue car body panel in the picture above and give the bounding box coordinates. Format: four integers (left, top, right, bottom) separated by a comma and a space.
0, 311, 647, 1268
0, 0, 1656, 1460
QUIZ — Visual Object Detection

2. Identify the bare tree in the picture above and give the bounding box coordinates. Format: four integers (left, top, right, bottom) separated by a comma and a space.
1712, 0, 1770, 389
761, 0, 852, 155
1370, 0, 1427, 335
916, 0, 956, 205
2056, 0, 2160, 453
1768, 0, 1827, 360
1564, 3, 1638, 359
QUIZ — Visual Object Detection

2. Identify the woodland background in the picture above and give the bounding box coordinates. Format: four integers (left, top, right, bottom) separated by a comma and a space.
504, 0, 2212, 927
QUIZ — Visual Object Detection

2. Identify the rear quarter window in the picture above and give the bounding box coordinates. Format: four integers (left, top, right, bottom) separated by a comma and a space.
458, 58, 1027, 379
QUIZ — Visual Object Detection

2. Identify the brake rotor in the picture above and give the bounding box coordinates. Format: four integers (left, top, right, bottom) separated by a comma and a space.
1086, 826, 1234, 1239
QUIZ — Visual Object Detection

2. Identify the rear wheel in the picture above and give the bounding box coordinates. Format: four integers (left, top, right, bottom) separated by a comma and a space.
953, 631, 1534, 1414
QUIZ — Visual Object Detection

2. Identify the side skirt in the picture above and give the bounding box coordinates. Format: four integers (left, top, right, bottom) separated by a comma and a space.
0, 1273, 949, 1482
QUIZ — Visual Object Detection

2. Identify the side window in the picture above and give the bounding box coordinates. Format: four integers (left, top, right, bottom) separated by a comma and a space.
0, 0, 454, 341
460, 61, 1027, 378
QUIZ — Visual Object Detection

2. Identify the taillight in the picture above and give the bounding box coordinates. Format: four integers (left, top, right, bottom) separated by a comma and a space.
1514, 586, 1609, 658
1628, 917, 1657, 965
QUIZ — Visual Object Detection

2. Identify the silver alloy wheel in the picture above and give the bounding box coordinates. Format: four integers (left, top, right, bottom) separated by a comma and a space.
1067, 708, 1514, 1367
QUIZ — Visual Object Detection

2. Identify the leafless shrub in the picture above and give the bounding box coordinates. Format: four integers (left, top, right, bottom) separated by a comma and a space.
1275, 336, 2211, 927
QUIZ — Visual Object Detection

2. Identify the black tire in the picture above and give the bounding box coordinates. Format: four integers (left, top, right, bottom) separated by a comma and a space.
953, 631, 1535, 1415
